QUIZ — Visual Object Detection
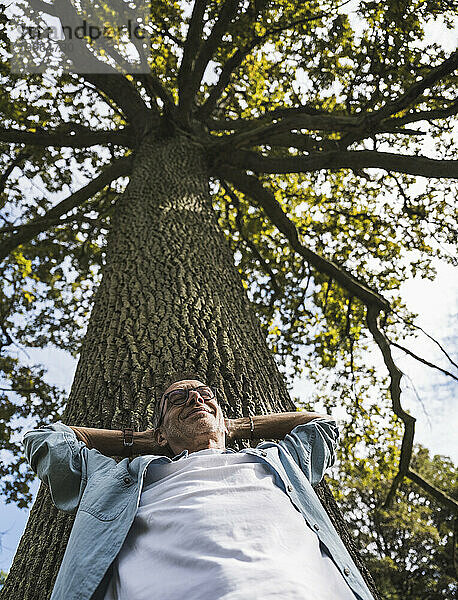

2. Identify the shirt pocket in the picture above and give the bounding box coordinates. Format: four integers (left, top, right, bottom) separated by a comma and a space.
79, 465, 135, 521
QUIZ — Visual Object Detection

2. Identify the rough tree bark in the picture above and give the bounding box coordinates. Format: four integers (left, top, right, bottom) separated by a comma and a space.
1, 134, 379, 599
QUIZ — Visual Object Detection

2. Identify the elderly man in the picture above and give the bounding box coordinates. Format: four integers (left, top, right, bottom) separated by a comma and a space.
23, 378, 375, 600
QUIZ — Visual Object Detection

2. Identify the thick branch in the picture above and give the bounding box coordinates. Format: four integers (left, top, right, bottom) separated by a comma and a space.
262, 130, 423, 154
366, 306, 415, 509
183, 0, 240, 117
224, 149, 458, 179
214, 115, 429, 151
0, 156, 132, 261
83, 74, 153, 129
178, 0, 207, 116
219, 117, 354, 151
209, 97, 458, 150
214, 166, 390, 311
259, 132, 337, 152
208, 107, 359, 132
0, 125, 134, 148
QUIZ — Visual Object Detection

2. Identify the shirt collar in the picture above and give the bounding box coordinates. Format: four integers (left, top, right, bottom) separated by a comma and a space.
171, 450, 188, 461
171, 447, 236, 461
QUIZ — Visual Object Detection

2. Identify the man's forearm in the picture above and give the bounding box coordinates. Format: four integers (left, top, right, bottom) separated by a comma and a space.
69, 426, 158, 457
227, 411, 329, 442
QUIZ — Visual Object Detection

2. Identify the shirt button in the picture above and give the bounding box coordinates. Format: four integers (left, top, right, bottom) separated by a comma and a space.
287, 484, 293, 492
260, 451, 267, 457
344, 568, 350, 576
313, 523, 320, 531
123, 476, 132, 485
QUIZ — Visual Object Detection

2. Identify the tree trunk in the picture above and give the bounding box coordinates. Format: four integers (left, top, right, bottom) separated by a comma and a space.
1, 134, 379, 599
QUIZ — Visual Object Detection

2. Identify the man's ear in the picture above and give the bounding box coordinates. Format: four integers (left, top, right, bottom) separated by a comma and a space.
154, 427, 169, 448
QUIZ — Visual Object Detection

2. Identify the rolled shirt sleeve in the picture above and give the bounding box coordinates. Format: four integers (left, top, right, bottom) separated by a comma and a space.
278, 418, 339, 485
22, 422, 89, 514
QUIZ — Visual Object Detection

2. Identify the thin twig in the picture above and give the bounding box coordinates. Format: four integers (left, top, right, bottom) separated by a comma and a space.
406, 469, 458, 513
453, 518, 458, 577
403, 373, 432, 427
390, 340, 458, 382
393, 313, 458, 369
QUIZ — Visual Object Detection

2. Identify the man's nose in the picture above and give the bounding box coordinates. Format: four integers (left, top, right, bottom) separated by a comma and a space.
187, 390, 205, 405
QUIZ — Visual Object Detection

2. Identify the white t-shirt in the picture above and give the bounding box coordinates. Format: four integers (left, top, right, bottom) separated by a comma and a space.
103, 449, 356, 600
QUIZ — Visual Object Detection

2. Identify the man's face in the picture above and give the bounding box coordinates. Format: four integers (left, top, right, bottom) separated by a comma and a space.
154, 379, 228, 454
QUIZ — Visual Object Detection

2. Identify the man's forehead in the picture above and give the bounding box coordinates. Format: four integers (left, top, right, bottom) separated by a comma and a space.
163, 379, 206, 395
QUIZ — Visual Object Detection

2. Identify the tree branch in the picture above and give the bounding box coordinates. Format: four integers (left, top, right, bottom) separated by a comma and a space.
0, 156, 132, 261
406, 469, 458, 514
199, 37, 267, 122
212, 105, 362, 129
223, 148, 458, 179
83, 74, 154, 129
181, 0, 241, 118
209, 96, 457, 150
212, 113, 429, 151
393, 314, 458, 370
338, 53, 458, 148
29, 0, 153, 127
370, 49, 458, 123
102, 0, 151, 71
0, 151, 31, 194
388, 99, 458, 127
0, 125, 134, 148
390, 340, 458, 382
135, 74, 176, 113
258, 132, 337, 152
178, 0, 207, 117
214, 165, 390, 311
218, 116, 356, 150
366, 306, 415, 509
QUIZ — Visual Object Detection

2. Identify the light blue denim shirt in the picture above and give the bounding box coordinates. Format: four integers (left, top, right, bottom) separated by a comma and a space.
23, 420, 374, 600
